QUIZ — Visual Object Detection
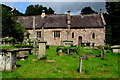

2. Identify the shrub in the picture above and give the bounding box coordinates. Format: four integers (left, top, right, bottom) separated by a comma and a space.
27, 39, 34, 45
2, 37, 16, 44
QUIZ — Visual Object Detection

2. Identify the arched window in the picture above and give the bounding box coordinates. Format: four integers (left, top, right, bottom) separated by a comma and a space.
92, 33, 95, 39
72, 32, 74, 38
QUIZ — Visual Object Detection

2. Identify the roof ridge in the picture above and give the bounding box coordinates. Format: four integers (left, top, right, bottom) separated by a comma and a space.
17, 13, 100, 17
71, 14, 99, 16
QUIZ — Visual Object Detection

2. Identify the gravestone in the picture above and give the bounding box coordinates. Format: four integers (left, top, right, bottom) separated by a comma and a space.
101, 47, 105, 60
38, 41, 47, 60
0, 49, 18, 71
111, 45, 120, 53
79, 56, 82, 73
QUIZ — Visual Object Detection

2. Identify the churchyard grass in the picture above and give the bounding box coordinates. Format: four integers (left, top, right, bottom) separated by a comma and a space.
2, 46, 119, 78
2, 46, 18, 49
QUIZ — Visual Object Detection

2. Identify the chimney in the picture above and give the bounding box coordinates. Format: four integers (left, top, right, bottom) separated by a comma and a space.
67, 10, 71, 15
67, 10, 71, 26
41, 10, 45, 18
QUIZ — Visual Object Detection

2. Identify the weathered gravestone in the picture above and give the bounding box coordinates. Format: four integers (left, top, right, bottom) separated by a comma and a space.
38, 41, 47, 60
0, 49, 18, 71
111, 45, 120, 53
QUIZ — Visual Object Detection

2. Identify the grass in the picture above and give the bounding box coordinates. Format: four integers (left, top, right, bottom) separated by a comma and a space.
1, 46, 18, 49
1, 46, 119, 78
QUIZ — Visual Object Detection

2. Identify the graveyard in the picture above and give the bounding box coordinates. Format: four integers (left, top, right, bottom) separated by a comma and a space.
1, 2, 120, 79
1, 45, 119, 78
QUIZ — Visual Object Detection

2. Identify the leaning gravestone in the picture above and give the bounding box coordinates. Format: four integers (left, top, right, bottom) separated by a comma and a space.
0, 49, 18, 71
38, 41, 47, 60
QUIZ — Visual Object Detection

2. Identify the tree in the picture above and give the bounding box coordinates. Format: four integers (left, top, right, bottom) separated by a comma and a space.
2, 4, 25, 42
81, 7, 98, 14
103, 13, 112, 45
1, 4, 24, 16
13, 9, 24, 16
25, 4, 54, 16
105, 2, 120, 45
47, 7, 55, 14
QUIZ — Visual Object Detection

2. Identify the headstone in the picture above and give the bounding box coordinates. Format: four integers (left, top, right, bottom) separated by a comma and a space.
67, 48, 70, 55
38, 41, 47, 60
79, 56, 83, 73
101, 47, 105, 60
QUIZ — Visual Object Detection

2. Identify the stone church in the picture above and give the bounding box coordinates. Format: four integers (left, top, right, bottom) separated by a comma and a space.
16, 11, 106, 46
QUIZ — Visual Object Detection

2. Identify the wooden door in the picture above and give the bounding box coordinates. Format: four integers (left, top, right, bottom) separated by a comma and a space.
78, 36, 82, 46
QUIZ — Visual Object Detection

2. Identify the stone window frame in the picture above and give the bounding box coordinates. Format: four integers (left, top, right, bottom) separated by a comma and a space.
53, 31, 61, 38
36, 31, 41, 38
72, 32, 74, 38
92, 32, 95, 39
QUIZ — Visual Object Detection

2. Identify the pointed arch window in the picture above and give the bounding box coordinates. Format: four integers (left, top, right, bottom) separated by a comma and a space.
92, 33, 95, 39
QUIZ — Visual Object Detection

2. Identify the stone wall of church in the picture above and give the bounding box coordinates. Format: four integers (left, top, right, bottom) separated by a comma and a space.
27, 27, 105, 46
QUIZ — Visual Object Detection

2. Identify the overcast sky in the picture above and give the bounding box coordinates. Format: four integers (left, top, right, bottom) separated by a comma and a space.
3, 2, 107, 15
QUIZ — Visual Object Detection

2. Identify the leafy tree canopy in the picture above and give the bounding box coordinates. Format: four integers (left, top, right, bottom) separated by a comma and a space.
1, 4, 25, 42
81, 7, 98, 14
25, 4, 55, 16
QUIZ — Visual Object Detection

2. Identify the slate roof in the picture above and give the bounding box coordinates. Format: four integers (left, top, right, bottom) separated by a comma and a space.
16, 14, 105, 29
71, 14, 104, 27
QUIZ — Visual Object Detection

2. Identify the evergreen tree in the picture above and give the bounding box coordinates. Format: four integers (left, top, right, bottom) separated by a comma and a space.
103, 13, 112, 45
105, 2, 120, 45
48, 7, 55, 14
